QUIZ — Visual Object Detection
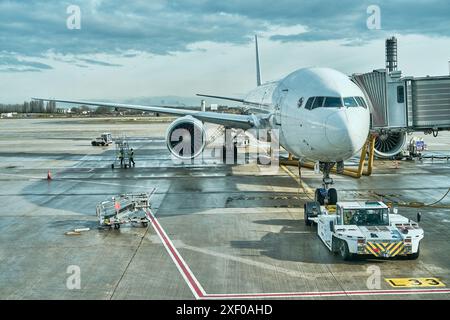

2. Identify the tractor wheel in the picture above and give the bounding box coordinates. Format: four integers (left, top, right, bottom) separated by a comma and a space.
339, 240, 353, 261
328, 188, 338, 205
315, 189, 325, 205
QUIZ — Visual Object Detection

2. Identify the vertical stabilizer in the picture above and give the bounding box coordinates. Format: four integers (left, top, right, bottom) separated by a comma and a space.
255, 35, 262, 86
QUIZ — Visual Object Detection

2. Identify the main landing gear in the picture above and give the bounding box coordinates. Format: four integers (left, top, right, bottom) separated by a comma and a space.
310, 162, 339, 205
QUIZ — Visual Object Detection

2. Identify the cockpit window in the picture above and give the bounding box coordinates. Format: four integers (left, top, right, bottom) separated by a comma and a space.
323, 97, 342, 108
343, 97, 358, 108
305, 96, 366, 110
305, 97, 314, 110
355, 96, 368, 109
311, 97, 324, 109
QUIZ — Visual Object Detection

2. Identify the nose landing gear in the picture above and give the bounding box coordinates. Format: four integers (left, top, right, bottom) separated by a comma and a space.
315, 162, 338, 205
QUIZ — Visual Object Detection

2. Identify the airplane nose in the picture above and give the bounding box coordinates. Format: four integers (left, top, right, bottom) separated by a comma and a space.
325, 108, 370, 158
325, 111, 352, 151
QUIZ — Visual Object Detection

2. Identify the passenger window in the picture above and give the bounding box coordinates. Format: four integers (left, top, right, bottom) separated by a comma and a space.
323, 97, 342, 108
311, 97, 324, 109
343, 97, 358, 107
397, 86, 405, 103
305, 97, 315, 110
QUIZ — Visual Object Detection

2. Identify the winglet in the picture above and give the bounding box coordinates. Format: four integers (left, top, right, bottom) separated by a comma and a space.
255, 35, 262, 86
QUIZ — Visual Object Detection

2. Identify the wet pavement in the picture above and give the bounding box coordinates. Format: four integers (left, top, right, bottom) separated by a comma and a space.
0, 117, 449, 299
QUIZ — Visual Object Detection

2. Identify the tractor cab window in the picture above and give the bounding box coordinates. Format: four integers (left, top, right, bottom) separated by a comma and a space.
342, 208, 389, 226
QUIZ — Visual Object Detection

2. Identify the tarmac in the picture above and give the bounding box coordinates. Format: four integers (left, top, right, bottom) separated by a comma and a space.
0, 117, 449, 300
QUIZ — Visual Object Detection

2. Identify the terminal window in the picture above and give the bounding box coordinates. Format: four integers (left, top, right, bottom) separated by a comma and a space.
397, 86, 405, 103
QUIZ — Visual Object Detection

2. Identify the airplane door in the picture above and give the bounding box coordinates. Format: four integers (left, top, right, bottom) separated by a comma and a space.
275, 88, 288, 126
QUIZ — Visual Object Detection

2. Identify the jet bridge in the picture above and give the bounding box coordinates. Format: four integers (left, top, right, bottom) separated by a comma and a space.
352, 70, 450, 158
351, 37, 450, 158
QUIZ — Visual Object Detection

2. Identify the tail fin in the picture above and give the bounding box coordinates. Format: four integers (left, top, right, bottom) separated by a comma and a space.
255, 35, 262, 86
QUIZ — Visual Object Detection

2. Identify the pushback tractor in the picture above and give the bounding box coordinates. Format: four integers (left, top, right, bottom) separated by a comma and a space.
91, 132, 113, 146
304, 201, 424, 260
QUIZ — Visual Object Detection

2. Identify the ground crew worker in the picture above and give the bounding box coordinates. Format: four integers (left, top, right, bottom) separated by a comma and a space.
129, 148, 135, 167
119, 148, 124, 167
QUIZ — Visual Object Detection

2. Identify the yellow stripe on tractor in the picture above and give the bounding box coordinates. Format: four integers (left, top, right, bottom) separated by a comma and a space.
375, 243, 385, 252
386, 242, 396, 251
390, 243, 405, 257
366, 242, 381, 257
366, 244, 379, 257
365, 241, 405, 257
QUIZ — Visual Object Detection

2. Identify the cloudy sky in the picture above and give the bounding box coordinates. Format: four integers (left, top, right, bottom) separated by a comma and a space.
1, 0, 450, 104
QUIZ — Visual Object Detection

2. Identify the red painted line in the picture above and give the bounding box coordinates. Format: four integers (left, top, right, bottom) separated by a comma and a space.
146, 209, 450, 300
145, 209, 205, 298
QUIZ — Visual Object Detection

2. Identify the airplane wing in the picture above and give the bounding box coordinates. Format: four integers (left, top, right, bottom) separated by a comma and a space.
31, 98, 256, 129
196, 93, 271, 108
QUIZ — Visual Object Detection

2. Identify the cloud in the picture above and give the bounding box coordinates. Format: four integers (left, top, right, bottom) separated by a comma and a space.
1, 0, 449, 63
0, 54, 53, 72
260, 24, 308, 38
172, 0, 450, 41
78, 58, 122, 67
0, 68, 42, 73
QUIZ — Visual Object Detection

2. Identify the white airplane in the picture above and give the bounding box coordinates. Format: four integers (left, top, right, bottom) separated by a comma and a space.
33, 36, 370, 205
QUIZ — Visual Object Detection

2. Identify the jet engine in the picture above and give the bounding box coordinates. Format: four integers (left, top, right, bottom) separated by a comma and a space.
374, 131, 407, 158
165, 116, 206, 159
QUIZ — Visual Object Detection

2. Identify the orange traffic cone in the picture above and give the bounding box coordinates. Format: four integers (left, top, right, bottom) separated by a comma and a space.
47, 170, 52, 180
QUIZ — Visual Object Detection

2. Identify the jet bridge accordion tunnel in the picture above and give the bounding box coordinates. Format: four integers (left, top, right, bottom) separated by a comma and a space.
352, 70, 450, 158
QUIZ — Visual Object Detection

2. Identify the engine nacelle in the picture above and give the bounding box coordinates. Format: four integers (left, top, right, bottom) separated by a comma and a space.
374, 131, 407, 158
166, 116, 206, 159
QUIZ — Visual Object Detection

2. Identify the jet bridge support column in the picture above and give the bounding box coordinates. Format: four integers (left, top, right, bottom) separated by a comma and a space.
342, 134, 375, 177
280, 135, 376, 178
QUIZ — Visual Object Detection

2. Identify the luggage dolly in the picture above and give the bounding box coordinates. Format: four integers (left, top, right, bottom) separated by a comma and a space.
96, 190, 155, 230
112, 136, 131, 169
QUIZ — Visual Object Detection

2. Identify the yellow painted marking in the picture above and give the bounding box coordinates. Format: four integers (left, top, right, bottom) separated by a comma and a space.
386, 278, 446, 288
280, 165, 314, 192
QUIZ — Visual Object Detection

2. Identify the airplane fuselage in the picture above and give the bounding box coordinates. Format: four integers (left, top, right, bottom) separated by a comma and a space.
244, 67, 371, 162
